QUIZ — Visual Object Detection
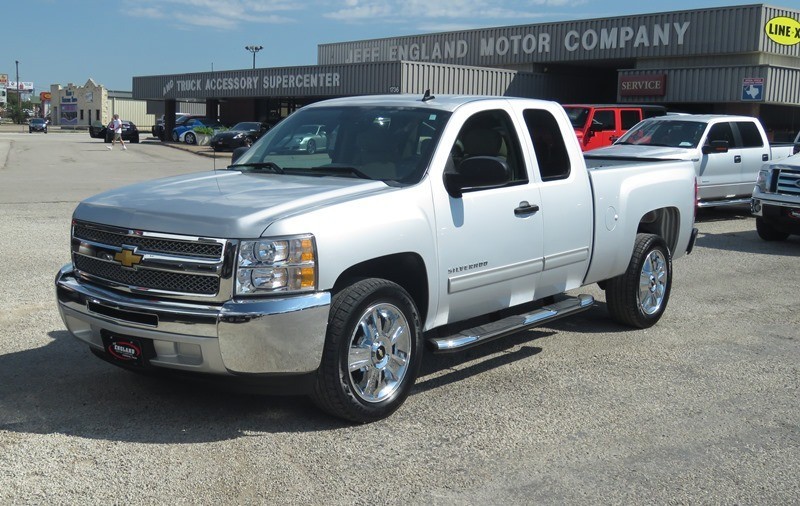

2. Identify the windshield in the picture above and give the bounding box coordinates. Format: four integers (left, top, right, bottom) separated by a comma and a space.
563, 107, 590, 129
616, 119, 707, 148
230, 105, 451, 185
231, 122, 260, 131
32, 119, 45, 124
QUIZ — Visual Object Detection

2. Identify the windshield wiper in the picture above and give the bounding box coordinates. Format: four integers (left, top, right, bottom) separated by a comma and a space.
303, 166, 371, 180
228, 162, 284, 174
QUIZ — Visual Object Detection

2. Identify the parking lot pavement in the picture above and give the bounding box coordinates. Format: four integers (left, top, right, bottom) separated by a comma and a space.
0, 132, 798, 504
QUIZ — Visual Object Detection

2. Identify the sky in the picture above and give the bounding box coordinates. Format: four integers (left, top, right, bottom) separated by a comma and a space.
4, 0, 784, 93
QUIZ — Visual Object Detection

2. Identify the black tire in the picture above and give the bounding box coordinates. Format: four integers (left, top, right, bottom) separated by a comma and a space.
755, 217, 789, 241
172, 131, 179, 142
306, 139, 317, 154
312, 278, 423, 423
605, 233, 672, 329
185, 132, 196, 145
244, 136, 254, 147
132, 136, 139, 143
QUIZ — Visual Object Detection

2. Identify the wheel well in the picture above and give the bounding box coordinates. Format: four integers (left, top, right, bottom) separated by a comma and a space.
333, 253, 429, 322
637, 207, 680, 254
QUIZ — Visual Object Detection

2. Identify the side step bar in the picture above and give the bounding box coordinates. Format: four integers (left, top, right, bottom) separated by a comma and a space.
427, 294, 594, 353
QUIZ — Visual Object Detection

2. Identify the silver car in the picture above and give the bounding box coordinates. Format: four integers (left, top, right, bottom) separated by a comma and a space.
284, 124, 328, 154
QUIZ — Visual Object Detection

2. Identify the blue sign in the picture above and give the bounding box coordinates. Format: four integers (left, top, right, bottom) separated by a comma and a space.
741, 78, 765, 101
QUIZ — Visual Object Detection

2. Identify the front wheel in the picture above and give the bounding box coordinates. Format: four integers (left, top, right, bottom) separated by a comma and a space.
312, 278, 423, 423
306, 140, 317, 154
755, 217, 789, 241
605, 233, 672, 329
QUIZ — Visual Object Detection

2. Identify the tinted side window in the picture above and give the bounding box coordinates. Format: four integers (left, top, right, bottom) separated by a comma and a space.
452, 109, 527, 184
735, 121, 764, 148
592, 110, 615, 131
523, 109, 571, 181
621, 110, 642, 130
706, 122, 737, 148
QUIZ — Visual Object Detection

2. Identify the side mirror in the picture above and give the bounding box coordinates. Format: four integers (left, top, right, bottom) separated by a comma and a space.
231, 146, 249, 164
444, 156, 510, 198
702, 140, 729, 154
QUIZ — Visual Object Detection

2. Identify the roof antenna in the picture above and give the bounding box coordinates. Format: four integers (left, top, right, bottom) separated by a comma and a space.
422, 89, 434, 102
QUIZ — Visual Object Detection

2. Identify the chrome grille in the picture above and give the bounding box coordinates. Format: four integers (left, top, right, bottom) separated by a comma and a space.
73, 223, 223, 258
71, 221, 229, 299
74, 255, 219, 295
776, 167, 800, 197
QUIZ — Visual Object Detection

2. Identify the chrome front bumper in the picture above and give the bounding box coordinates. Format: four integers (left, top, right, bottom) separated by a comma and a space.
55, 264, 331, 375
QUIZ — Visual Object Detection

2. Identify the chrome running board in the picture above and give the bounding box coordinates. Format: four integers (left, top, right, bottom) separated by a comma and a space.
428, 294, 594, 353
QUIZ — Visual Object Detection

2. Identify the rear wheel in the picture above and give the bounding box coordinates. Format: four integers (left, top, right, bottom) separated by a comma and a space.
755, 217, 789, 241
605, 233, 672, 328
185, 132, 196, 145
312, 278, 423, 423
172, 131, 179, 142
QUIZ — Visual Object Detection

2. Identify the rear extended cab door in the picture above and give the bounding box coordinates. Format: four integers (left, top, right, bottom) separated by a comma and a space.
733, 120, 772, 193
513, 103, 594, 299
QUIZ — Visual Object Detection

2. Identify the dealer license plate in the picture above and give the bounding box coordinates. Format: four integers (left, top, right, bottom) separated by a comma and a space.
101, 333, 152, 367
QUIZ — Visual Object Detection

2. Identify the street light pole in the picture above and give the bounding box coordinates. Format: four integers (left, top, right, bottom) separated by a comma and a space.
15, 60, 21, 128
245, 45, 263, 69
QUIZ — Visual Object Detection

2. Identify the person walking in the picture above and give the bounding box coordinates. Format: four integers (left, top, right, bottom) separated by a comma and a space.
107, 114, 127, 150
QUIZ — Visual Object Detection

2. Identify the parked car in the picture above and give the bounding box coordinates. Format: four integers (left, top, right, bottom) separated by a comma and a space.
274, 124, 328, 154
104, 120, 140, 143
171, 117, 220, 142
562, 104, 666, 151
89, 120, 107, 139
752, 152, 800, 241
179, 120, 227, 145
153, 113, 193, 140
29, 118, 48, 134
586, 115, 795, 207
210, 122, 270, 151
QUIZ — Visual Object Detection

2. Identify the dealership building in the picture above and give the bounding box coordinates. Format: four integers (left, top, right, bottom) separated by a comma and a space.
133, 4, 800, 139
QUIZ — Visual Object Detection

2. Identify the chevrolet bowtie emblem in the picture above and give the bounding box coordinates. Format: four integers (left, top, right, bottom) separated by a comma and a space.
114, 247, 143, 268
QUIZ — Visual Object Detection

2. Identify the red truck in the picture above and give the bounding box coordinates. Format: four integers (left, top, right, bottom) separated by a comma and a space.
564, 104, 666, 151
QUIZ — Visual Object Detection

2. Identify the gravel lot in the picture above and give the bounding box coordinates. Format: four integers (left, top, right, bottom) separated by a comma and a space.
1, 130, 797, 504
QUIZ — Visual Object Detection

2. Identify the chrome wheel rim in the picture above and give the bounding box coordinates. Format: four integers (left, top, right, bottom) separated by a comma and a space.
186, 133, 195, 144
347, 303, 412, 403
638, 249, 667, 315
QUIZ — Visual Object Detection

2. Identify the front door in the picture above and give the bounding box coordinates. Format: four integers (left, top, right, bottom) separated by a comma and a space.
432, 107, 544, 324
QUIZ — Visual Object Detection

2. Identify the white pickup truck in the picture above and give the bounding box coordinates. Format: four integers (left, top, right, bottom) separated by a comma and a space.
752, 152, 800, 241
585, 115, 795, 207
55, 94, 698, 422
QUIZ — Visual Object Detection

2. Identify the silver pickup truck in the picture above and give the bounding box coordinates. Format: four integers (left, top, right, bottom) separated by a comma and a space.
55, 94, 698, 422
586, 115, 795, 207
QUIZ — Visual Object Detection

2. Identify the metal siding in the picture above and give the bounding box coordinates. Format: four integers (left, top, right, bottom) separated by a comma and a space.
109, 98, 156, 129
317, 6, 783, 66
767, 66, 800, 105
617, 65, 798, 104
398, 62, 553, 98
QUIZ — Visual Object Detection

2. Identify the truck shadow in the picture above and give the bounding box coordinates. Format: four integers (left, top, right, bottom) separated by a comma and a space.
694, 228, 800, 255
695, 206, 752, 223
2, 325, 576, 440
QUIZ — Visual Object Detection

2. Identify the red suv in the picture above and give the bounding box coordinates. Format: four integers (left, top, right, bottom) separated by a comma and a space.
563, 104, 666, 151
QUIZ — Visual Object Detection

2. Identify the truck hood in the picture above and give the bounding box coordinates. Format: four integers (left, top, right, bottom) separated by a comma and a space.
73, 170, 391, 238
586, 144, 698, 161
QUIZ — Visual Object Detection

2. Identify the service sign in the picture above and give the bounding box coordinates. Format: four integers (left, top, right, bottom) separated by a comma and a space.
765, 16, 800, 46
620, 74, 666, 96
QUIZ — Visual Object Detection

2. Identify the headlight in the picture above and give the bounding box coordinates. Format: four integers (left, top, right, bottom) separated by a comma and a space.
236, 235, 316, 294
755, 169, 771, 193
233, 133, 244, 139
